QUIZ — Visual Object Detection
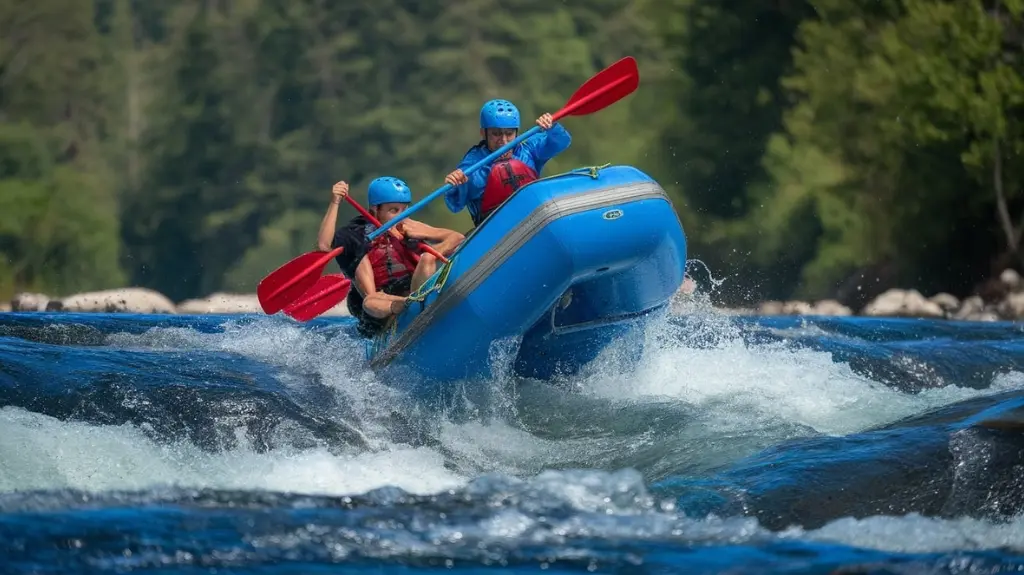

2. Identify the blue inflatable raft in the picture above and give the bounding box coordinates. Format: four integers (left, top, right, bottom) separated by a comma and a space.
365, 164, 688, 390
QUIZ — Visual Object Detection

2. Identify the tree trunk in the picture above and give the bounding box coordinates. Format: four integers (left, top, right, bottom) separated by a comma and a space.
993, 137, 1020, 262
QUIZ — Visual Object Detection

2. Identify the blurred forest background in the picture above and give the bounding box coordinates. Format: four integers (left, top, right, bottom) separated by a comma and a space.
1, 0, 1022, 307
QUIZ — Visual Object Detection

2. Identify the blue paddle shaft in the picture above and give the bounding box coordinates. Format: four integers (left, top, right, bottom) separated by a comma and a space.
366, 125, 543, 241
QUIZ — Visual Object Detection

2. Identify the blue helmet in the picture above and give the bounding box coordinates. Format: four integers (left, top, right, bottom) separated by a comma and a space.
480, 99, 520, 130
367, 176, 412, 206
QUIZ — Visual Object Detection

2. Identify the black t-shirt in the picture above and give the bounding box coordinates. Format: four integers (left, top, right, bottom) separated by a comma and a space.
330, 215, 426, 279
331, 215, 421, 327
330, 215, 374, 278
330, 216, 373, 321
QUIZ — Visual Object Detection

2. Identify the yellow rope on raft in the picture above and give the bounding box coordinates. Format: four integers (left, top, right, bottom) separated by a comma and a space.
530, 163, 611, 186
366, 253, 457, 359
406, 253, 456, 303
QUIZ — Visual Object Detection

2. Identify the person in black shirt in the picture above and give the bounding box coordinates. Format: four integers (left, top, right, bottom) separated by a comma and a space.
316, 180, 380, 336
316, 180, 462, 338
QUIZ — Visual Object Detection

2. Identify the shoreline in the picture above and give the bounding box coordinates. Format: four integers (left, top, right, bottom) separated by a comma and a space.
4, 270, 1024, 322
3, 290, 352, 317
675, 268, 1024, 322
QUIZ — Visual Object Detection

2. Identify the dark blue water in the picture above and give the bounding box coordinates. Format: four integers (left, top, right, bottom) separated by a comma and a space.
2, 303, 1024, 573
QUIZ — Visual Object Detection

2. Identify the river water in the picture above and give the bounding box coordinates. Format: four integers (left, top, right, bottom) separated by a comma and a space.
2, 299, 1023, 573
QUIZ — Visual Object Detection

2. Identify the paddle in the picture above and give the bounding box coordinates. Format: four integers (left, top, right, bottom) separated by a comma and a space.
257, 246, 344, 315
366, 56, 641, 242
343, 196, 450, 265
282, 273, 352, 322
256, 194, 452, 320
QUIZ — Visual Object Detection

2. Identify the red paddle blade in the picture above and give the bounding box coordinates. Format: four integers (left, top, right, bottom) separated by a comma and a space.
282, 274, 352, 322
257, 247, 343, 315
554, 56, 640, 121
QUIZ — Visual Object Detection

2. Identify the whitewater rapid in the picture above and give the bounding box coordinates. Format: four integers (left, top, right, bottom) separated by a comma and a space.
2, 300, 1024, 571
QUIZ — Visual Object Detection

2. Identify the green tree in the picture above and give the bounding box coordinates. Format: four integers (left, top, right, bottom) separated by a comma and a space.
637, 0, 814, 304
122, 2, 266, 301
0, 0, 126, 299
748, 0, 1024, 302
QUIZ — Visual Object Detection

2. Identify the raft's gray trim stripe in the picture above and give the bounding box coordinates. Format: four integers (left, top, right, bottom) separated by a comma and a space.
370, 180, 671, 368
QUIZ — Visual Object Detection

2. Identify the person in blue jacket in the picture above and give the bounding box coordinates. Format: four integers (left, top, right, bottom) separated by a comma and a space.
443, 99, 571, 226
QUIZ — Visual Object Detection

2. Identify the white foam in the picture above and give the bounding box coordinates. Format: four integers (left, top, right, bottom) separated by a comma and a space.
583, 311, 1024, 437
74, 309, 1024, 510
436, 418, 583, 478
109, 308, 1024, 443
0, 406, 465, 497
792, 512, 1024, 553
106, 316, 406, 437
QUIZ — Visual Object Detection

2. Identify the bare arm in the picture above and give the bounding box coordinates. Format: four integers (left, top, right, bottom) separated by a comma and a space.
356, 249, 410, 319
363, 292, 409, 319
317, 201, 340, 251
354, 254, 376, 298
317, 181, 349, 251
432, 229, 464, 256
401, 219, 465, 256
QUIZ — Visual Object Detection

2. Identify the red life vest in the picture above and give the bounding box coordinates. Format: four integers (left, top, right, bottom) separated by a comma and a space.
366, 233, 418, 289
480, 158, 538, 216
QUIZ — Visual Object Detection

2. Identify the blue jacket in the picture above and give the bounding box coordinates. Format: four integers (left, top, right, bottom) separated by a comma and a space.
444, 123, 572, 222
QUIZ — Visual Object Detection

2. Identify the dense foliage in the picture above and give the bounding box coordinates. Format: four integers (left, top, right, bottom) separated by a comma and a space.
2, 0, 1022, 306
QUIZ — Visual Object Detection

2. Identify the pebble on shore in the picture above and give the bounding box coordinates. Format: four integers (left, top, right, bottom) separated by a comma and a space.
5, 269, 1024, 321
718, 269, 1024, 322
673, 268, 1024, 322
7, 288, 351, 317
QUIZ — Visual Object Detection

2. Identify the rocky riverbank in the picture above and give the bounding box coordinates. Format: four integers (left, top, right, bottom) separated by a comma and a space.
709, 269, 1024, 322
4, 289, 351, 317
4, 269, 1024, 322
